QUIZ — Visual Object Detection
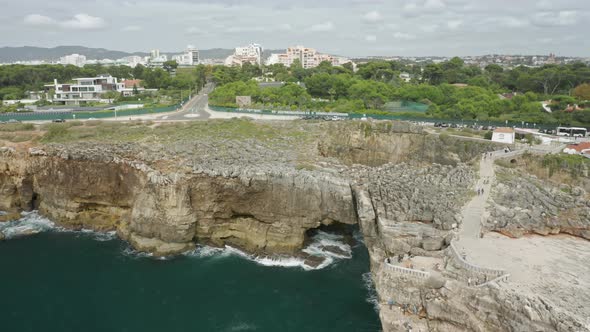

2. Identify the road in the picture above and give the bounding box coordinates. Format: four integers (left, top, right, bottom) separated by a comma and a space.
161, 84, 213, 121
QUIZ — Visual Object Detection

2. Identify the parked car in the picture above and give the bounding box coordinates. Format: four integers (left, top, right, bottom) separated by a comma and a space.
52, 119, 66, 123
7, 119, 20, 123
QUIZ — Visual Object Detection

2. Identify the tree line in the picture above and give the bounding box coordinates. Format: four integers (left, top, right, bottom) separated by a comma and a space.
1, 58, 589, 125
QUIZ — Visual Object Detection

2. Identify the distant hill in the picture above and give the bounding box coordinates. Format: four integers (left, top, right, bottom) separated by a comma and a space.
0, 46, 144, 62
0, 46, 286, 63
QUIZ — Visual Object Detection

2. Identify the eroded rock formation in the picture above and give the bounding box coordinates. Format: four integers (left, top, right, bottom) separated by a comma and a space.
486, 169, 590, 240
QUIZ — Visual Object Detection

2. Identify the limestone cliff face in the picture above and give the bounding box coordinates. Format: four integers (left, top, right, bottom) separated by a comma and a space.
486, 168, 590, 240
0, 148, 356, 256
318, 122, 499, 167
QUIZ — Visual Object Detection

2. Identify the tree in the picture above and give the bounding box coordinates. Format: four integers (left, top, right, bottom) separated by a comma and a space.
132, 84, 139, 95
163, 60, 178, 74
348, 81, 389, 110
573, 83, 590, 101
423, 64, 444, 85
133, 64, 146, 79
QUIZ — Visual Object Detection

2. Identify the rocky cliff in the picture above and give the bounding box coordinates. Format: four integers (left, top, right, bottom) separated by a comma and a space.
0, 145, 356, 256
1, 120, 586, 331
486, 167, 590, 240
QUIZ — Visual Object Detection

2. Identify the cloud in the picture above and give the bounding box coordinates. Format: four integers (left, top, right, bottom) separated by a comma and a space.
531, 11, 578, 27
225, 26, 265, 33
60, 14, 106, 30
24, 13, 106, 30
122, 25, 142, 32
308, 21, 334, 32
404, 0, 446, 17
278, 23, 293, 31
24, 14, 56, 26
393, 32, 416, 40
482, 16, 529, 29
363, 11, 383, 23
424, 0, 446, 10
447, 20, 463, 30
421, 24, 439, 33
185, 27, 205, 35
365, 35, 377, 42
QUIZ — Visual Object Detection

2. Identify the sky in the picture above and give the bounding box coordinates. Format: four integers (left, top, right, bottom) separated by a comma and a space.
0, 0, 588, 57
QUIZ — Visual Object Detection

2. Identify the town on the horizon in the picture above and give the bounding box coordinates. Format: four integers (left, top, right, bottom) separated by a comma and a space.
1, 44, 588, 69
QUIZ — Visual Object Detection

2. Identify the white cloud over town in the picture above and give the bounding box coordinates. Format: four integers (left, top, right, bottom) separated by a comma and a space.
5, 0, 590, 56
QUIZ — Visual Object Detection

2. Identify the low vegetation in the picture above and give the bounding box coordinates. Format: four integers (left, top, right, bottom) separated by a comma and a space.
497, 152, 589, 188
38, 118, 310, 144
0, 123, 35, 131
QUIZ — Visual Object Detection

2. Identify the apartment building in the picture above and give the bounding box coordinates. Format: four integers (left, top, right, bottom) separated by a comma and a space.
225, 43, 263, 66
172, 45, 200, 66
59, 53, 87, 67
266, 46, 346, 69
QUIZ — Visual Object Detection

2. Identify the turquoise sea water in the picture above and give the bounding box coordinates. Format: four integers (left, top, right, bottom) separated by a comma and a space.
0, 216, 380, 332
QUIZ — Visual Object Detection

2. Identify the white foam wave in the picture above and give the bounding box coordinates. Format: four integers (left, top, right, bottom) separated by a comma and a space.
0, 211, 55, 239
122, 246, 154, 259
227, 322, 258, 332
0, 210, 121, 243
302, 230, 352, 259
362, 272, 379, 312
184, 230, 354, 271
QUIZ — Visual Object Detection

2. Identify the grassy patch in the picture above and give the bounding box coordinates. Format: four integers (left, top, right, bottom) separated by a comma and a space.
0, 123, 35, 132
39, 118, 310, 145
494, 159, 516, 168
0, 132, 34, 142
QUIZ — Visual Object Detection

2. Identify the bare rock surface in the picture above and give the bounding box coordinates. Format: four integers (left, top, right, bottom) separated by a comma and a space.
487, 168, 590, 239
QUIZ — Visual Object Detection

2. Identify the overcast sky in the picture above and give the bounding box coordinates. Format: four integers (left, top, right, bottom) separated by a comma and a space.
0, 0, 588, 57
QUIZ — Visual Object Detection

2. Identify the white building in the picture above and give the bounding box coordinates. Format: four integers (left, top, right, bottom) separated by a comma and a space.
266, 46, 349, 69
150, 49, 161, 60
45, 75, 125, 105
399, 72, 411, 82
491, 127, 515, 144
118, 56, 145, 68
172, 45, 200, 66
225, 43, 263, 66
59, 54, 87, 67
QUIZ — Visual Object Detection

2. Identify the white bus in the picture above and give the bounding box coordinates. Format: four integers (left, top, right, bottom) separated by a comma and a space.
556, 127, 587, 138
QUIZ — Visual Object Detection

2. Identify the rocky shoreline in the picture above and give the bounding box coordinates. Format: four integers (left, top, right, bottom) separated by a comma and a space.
1, 120, 588, 331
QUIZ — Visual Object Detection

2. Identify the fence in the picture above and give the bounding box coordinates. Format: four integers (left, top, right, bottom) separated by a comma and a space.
475, 273, 511, 288
208, 105, 560, 130
448, 241, 506, 278
0, 100, 187, 121
383, 259, 431, 279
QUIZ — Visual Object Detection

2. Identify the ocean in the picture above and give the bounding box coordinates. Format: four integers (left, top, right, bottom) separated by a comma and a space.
0, 212, 381, 332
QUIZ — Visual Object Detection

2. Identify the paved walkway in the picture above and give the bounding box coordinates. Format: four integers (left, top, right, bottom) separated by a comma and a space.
453, 148, 590, 323
458, 152, 495, 240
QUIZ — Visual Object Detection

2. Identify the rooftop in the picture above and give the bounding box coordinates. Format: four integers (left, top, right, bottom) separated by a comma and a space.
494, 127, 515, 133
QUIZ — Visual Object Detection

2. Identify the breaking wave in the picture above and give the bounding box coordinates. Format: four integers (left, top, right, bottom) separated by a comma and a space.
185, 230, 354, 271
0, 211, 55, 239
362, 272, 379, 312
0, 211, 117, 242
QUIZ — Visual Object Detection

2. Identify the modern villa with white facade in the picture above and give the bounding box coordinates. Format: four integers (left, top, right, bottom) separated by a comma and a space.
45, 75, 125, 105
